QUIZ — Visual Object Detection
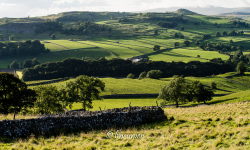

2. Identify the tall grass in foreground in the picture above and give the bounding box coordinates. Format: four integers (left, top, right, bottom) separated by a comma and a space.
1, 102, 249, 150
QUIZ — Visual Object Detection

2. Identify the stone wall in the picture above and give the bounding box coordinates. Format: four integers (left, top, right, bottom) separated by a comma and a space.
0, 106, 166, 139
27, 78, 70, 87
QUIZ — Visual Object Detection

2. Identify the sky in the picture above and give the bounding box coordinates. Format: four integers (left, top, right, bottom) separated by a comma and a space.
0, 0, 250, 18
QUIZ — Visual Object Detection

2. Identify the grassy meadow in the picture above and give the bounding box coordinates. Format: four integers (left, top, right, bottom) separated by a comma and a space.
1, 102, 249, 150
24, 72, 250, 114
28, 72, 250, 96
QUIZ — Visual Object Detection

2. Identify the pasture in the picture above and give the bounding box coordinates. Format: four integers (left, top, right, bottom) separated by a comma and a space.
29, 72, 250, 96
0, 37, 231, 68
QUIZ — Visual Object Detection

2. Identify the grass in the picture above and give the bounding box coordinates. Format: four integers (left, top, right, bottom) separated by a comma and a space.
186, 72, 250, 94
71, 98, 164, 111
24, 72, 250, 114
149, 47, 229, 62
29, 78, 169, 95
42, 40, 95, 51
101, 78, 169, 95
213, 90, 250, 103
1, 102, 249, 149
32, 72, 250, 96
209, 36, 250, 50
190, 15, 232, 24
0, 36, 230, 68
0, 47, 113, 68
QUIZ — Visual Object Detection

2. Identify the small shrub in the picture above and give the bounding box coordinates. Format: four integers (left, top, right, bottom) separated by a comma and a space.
124, 142, 132, 147
127, 73, 135, 79
228, 117, 233, 121
169, 116, 175, 121
138, 71, 147, 79
236, 141, 245, 146
207, 118, 213, 121
153, 45, 161, 51
174, 120, 187, 126
146, 70, 163, 79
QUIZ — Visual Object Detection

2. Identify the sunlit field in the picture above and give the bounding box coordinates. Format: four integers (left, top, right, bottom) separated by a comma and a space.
1, 102, 249, 150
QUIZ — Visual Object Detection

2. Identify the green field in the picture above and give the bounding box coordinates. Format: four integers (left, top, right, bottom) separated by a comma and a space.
71, 98, 164, 111
149, 47, 229, 62
209, 36, 250, 51
30, 72, 250, 96
0, 47, 113, 68
26, 72, 250, 113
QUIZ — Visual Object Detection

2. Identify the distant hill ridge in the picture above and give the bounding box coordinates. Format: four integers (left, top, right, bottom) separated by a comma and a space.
175, 9, 199, 15
221, 12, 250, 16
143, 6, 250, 15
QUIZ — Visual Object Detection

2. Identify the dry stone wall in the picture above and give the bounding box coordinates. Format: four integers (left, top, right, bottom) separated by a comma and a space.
0, 106, 166, 139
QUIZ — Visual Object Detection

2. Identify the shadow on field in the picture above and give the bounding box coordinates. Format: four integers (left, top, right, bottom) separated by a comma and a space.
207, 98, 236, 105
216, 88, 233, 93
235, 40, 250, 49
225, 73, 250, 79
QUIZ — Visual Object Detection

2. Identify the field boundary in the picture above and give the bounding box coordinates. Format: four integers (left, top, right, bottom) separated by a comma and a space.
0, 106, 166, 139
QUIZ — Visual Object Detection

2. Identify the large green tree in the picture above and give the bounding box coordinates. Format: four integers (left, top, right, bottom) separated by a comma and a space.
34, 86, 67, 114
66, 76, 105, 111
158, 76, 187, 107
188, 81, 214, 104
159, 77, 214, 107
0, 73, 37, 119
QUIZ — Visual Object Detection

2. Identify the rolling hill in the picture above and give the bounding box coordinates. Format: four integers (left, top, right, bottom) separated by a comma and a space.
0, 10, 249, 68
0, 9, 249, 150
143, 6, 250, 15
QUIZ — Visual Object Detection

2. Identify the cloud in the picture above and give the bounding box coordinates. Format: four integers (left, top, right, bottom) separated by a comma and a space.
0, 0, 250, 18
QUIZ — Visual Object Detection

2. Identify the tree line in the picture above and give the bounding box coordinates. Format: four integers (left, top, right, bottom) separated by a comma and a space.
9, 58, 40, 69
34, 21, 113, 36
199, 42, 243, 52
0, 40, 49, 58
215, 30, 245, 37
231, 21, 249, 28
62, 22, 112, 35
22, 58, 234, 81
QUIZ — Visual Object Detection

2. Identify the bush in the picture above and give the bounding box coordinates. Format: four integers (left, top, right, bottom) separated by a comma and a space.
138, 71, 147, 80
236, 61, 246, 75
0, 40, 49, 58
146, 70, 162, 79
153, 45, 161, 51
211, 82, 217, 89
127, 73, 135, 79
